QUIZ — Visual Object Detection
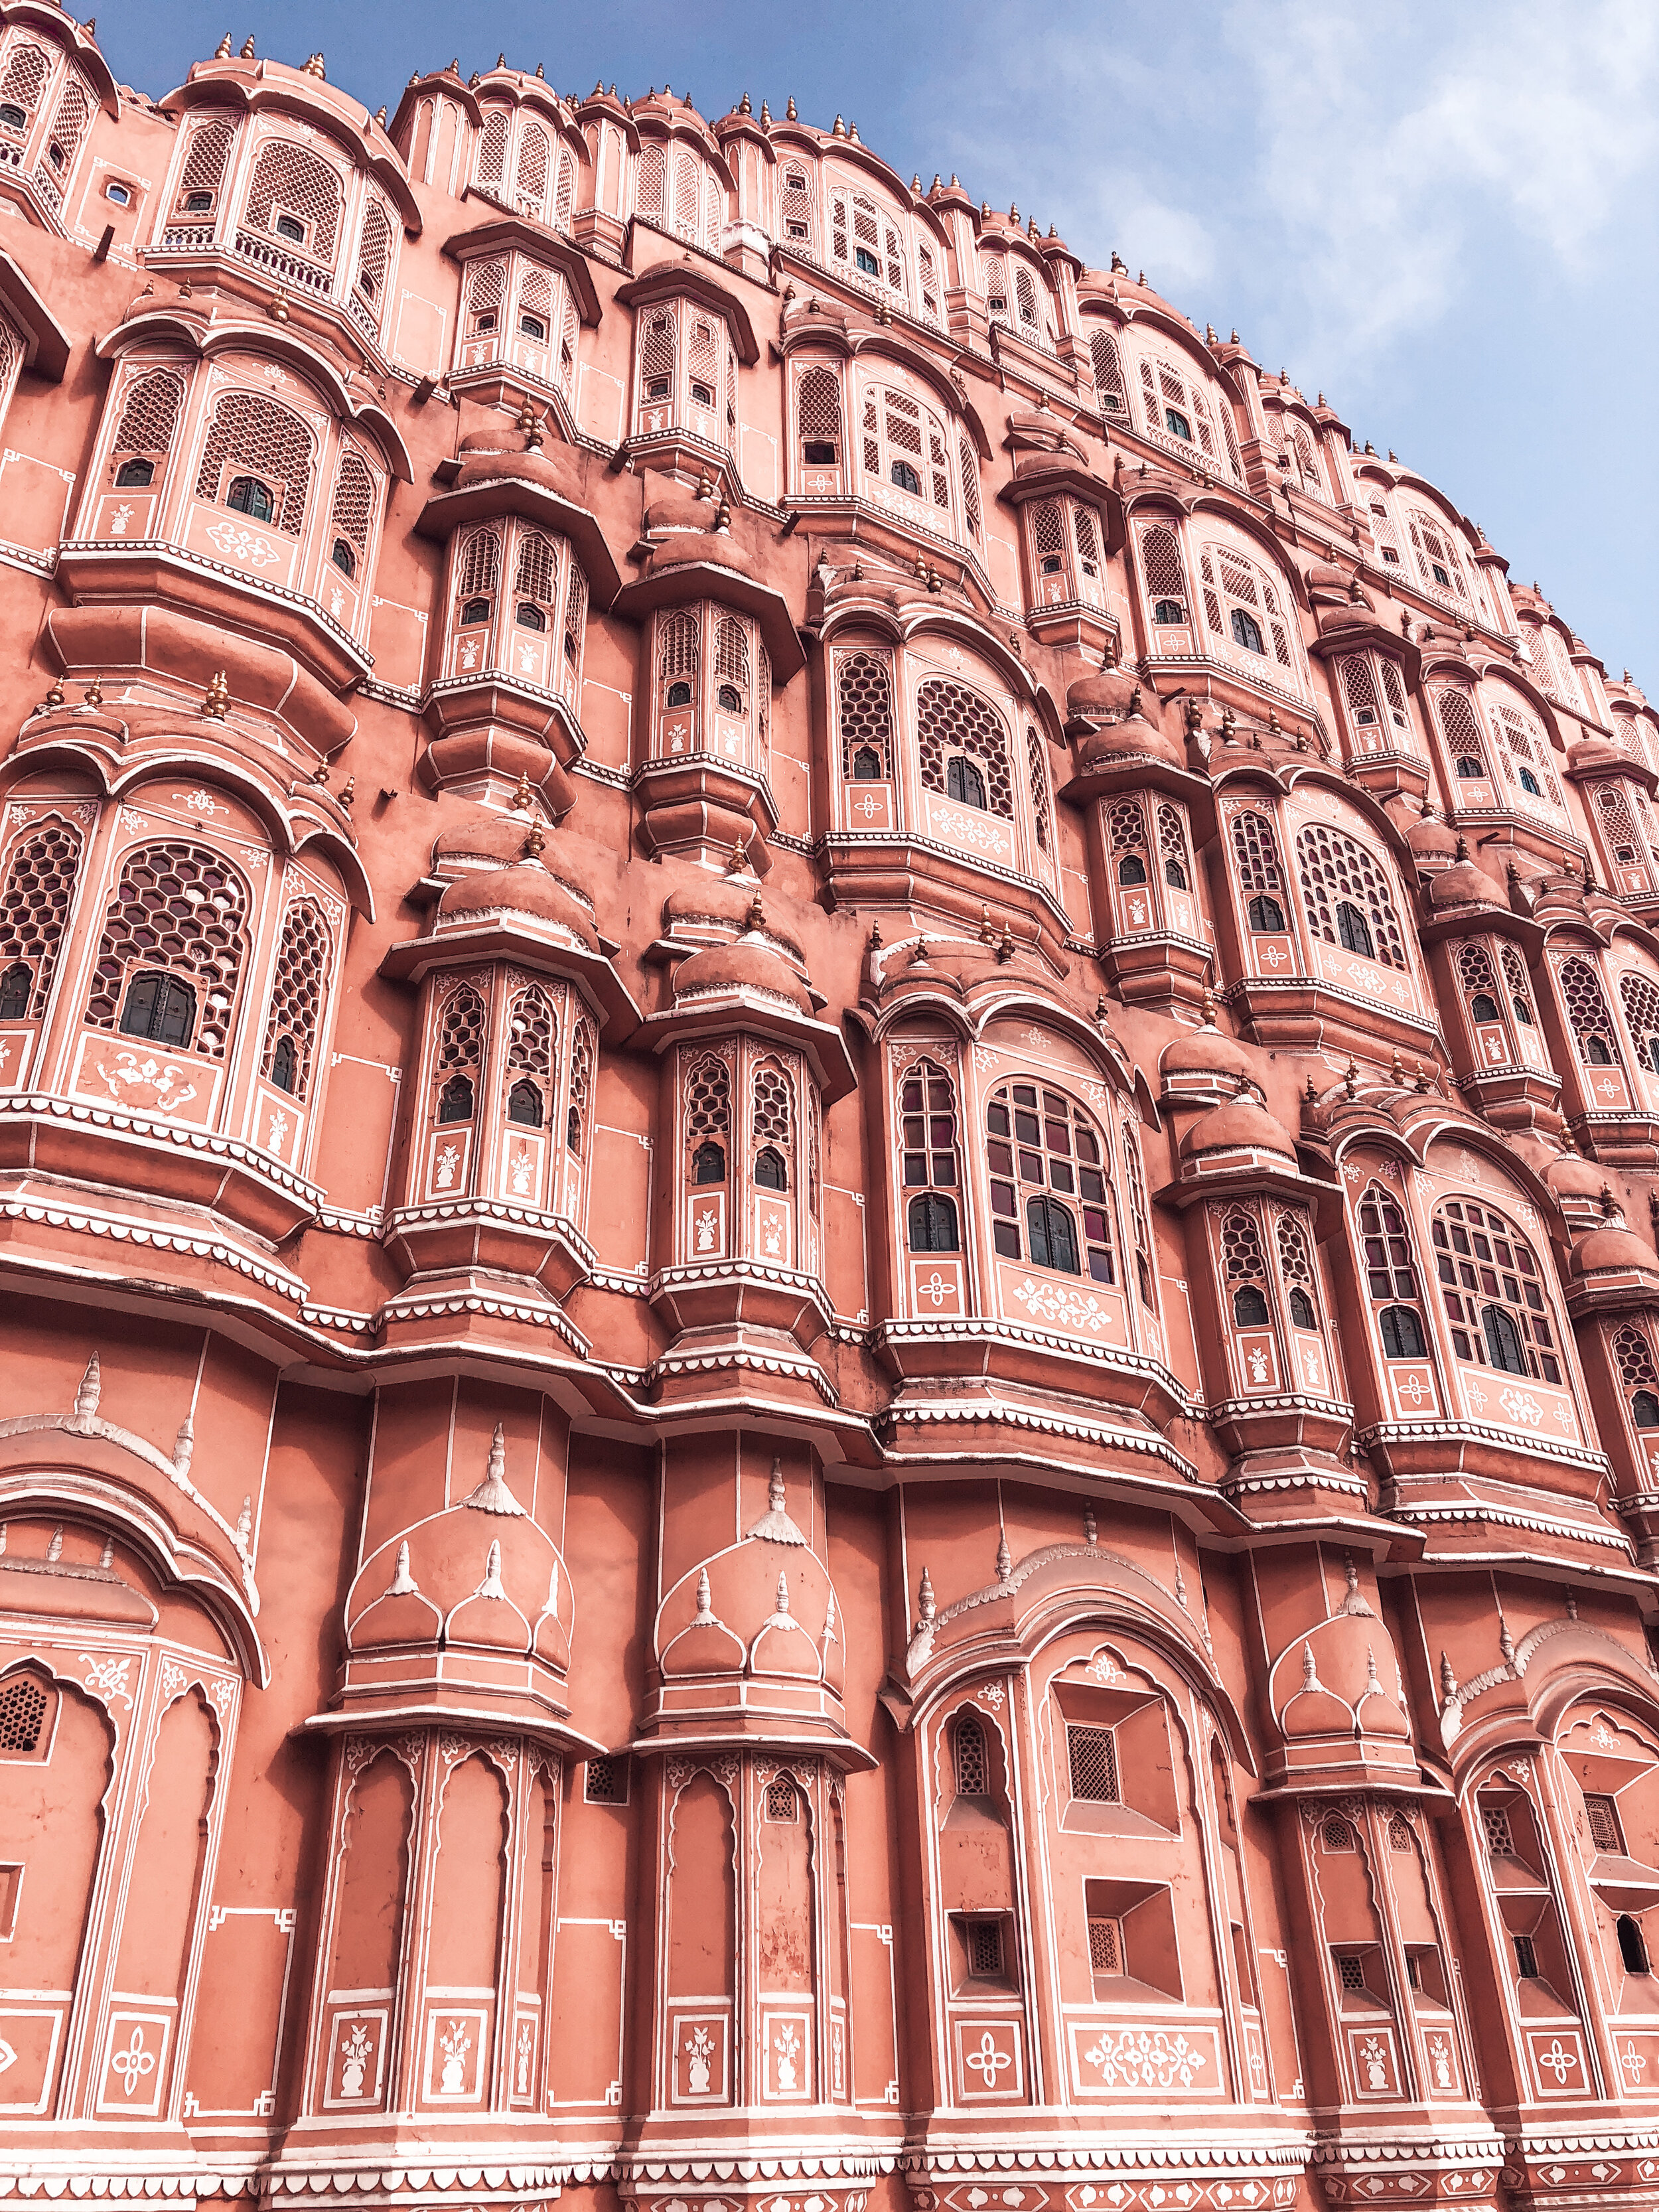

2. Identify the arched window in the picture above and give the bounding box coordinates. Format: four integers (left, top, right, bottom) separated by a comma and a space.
831, 188, 906, 297
1230, 810, 1287, 935
752, 1056, 794, 1187
1433, 686, 1488, 780
0, 818, 80, 1023
1502, 944, 1536, 1027
328, 451, 376, 581
837, 650, 894, 784
514, 527, 557, 634
1295, 823, 1407, 970
952, 1713, 987, 1796
1199, 542, 1293, 670
901, 1055, 962, 1252
638, 303, 676, 408
946, 755, 987, 809
262, 900, 330, 1102
1139, 524, 1189, 626
1614, 1327, 1659, 1432
1234, 1283, 1269, 1325
355, 194, 393, 305
119, 970, 196, 1046
245, 139, 343, 263
1432, 1197, 1562, 1384
1619, 1915, 1650, 1974
755, 1145, 788, 1190
433, 984, 486, 1118
1089, 327, 1127, 413
1358, 1185, 1429, 1364
1490, 698, 1562, 810
1157, 804, 1190, 889
1636, 1391, 1659, 1429
1137, 354, 1233, 475
1559, 956, 1622, 1069
1619, 971, 1659, 1073
567, 1013, 595, 1159
108, 367, 184, 488
1221, 1205, 1269, 1328
1121, 1116, 1157, 1313
507, 1078, 542, 1126
1118, 853, 1147, 885
1406, 506, 1469, 602
713, 615, 749, 722
985, 1080, 1114, 1282
1276, 1210, 1319, 1330
798, 364, 841, 469
174, 114, 234, 219
860, 380, 952, 514
685, 1055, 730, 1191
916, 680, 1012, 817
195, 390, 314, 536
502, 984, 553, 1138
693, 1139, 725, 1183
778, 161, 814, 246
960, 438, 981, 542
86, 840, 247, 1059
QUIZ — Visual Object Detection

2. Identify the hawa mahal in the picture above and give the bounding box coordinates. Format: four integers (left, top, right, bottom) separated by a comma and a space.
0, 15, 1657, 2212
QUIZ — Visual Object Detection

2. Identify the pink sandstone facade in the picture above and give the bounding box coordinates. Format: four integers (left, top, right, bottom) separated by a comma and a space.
5, 19, 1659, 2212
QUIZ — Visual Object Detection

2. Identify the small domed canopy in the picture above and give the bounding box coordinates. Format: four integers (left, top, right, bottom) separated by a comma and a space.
674, 935, 815, 1017
1571, 1222, 1659, 1280
1179, 1094, 1297, 1163
1548, 1151, 1609, 1205
437, 861, 602, 950
1406, 811, 1460, 867
1160, 1022, 1254, 1092
1427, 851, 1508, 911
1065, 662, 1141, 725
1074, 705, 1183, 771
1567, 735, 1626, 774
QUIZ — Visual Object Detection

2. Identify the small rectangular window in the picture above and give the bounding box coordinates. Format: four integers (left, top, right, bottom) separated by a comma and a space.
1088, 1914, 1120, 1974
966, 1918, 1003, 1977
0, 1864, 19, 1941
1585, 1792, 1624, 1854
584, 1753, 628, 1805
1513, 1933, 1540, 1979
1066, 1722, 1119, 1804
1481, 1805, 1516, 1856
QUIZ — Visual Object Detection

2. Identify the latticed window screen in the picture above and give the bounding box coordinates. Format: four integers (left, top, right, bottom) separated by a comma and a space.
562, 565, 587, 682
515, 527, 557, 608
916, 680, 1012, 815
194, 392, 315, 536
861, 382, 951, 510
899, 1055, 960, 1250
798, 365, 841, 451
1434, 686, 1487, 772
1295, 824, 1407, 968
1559, 955, 1621, 1065
830, 189, 905, 295
1139, 524, 1188, 615
0, 1676, 46, 1753
966, 1920, 1003, 1976
1322, 1815, 1355, 1852
1202, 543, 1293, 666
764, 1775, 798, 1822
246, 139, 343, 261
1336, 1954, 1366, 1992
467, 257, 507, 319
0, 40, 50, 114
1067, 1723, 1119, 1802
1597, 782, 1644, 861
778, 164, 814, 244
1584, 1793, 1624, 1853
1230, 810, 1284, 895
634, 141, 666, 216
554, 147, 575, 234
111, 368, 185, 459
1090, 327, 1126, 410
261, 900, 330, 1098
437, 984, 486, 1072
640, 307, 676, 395
506, 985, 555, 1078
1276, 1210, 1316, 1300
584, 1753, 626, 1804
1614, 1323, 1658, 1389
1619, 970, 1659, 1070
456, 526, 500, 610
960, 439, 981, 540
45, 72, 94, 175
1432, 1197, 1562, 1382
567, 1013, 595, 1155
1340, 654, 1381, 727
1481, 1804, 1515, 1855
1358, 1186, 1420, 1303
329, 452, 374, 553
1121, 1116, 1157, 1311
1157, 803, 1190, 887
1408, 507, 1469, 600
1109, 798, 1146, 859
714, 614, 750, 690
1388, 1813, 1413, 1852
85, 841, 248, 1057
1502, 943, 1535, 1023
0, 820, 80, 1018
1490, 700, 1562, 806
660, 609, 698, 681
1088, 1915, 1121, 1974
1026, 729, 1052, 855
685, 1054, 731, 1166
475, 110, 510, 190
516, 121, 549, 210
752, 1057, 794, 1147
1014, 263, 1042, 332
953, 1716, 987, 1795
1291, 425, 1323, 496
1222, 1204, 1267, 1287
356, 197, 392, 301
179, 115, 235, 203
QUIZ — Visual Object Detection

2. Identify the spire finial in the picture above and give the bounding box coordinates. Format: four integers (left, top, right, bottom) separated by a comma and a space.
995, 1529, 1013, 1584
693, 1566, 716, 1623
917, 1566, 936, 1628
74, 1352, 101, 1420
478, 1538, 506, 1598
768, 1457, 785, 1513
387, 1540, 419, 1595
774, 1569, 791, 1615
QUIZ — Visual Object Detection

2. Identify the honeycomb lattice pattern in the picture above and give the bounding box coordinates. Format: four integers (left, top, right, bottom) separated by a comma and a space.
1614, 1324, 1658, 1388
916, 680, 1012, 816
952, 1716, 986, 1795
329, 453, 374, 552
567, 1013, 594, 1155
0, 1675, 46, 1753
752, 1057, 793, 1145
0, 820, 81, 1018
262, 900, 330, 1098
194, 390, 315, 536
85, 840, 248, 1057
1027, 729, 1051, 855
837, 652, 894, 780
685, 1053, 730, 1140
111, 368, 185, 457
1221, 1204, 1265, 1283
246, 139, 342, 261
1295, 823, 1407, 969
179, 116, 235, 198
1560, 956, 1619, 1063
437, 984, 486, 1071
507, 986, 555, 1077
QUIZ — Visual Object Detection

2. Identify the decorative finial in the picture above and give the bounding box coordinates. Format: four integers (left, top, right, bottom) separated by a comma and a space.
74, 1353, 101, 1420
1084, 1503, 1097, 1546
1566, 1589, 1579, 1621
338, 776, 355, 810
46, 1526, 62, 1564
202, 670, 230, 719
1344, 1059, 1358, 1101
99, 1534, 114, 1570
1301, 1641, 1318, 1687
693, 1566, 717, 1623
234, 1496, 252, 1549
995, 1529, 1013, 1584
240, 33, 255, 57
477, 1538, 506, 1599
1439, 1651, 1459, 1704
463, 1423, 527, 1516
387, 1540, 419, 1595
215, 31, 232, 57
786, 96, 797, 119
773, 1569, 791, 1615
916, 1566, 936, 1629
268, 285, 290, 322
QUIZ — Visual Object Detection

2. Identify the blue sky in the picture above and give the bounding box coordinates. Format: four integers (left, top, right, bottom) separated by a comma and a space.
90, 1, 1659, 692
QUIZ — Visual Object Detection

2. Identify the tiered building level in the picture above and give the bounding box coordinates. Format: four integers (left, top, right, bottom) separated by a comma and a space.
3, 16, 1659, 2212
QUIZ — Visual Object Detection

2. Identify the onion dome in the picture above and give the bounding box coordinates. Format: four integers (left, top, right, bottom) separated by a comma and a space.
1159, 1013, 1254, 1095
1406, 807, 1460, 868
1567, 735, 1624, 774
434, 798, 548, 870
1547, 1149, 1609, 1206
643, 521, 759, 583
673, 907, 816, 1015
643, 481, 723, 536
454, 434, 586, 505
662, 849, 765, 935
436, 824, 602, 950
1426, 836, 1506, 911
1179, 1090, 1297, 1165
1570, 1220, 1659, 1280
1065, 660, 1141, 725
1074, 690, 1183, 770
1304, 559, 1350, 607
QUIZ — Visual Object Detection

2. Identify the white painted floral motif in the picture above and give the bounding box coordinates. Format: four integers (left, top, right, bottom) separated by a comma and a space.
204, 520, 282, 569
79, 1653, 134, 1705
1082, 2026, 1207, 2090
338, 2022, 372, 2096
437, 2018, 470, 2094
774, 2020, 800, 2090
1007, 1274, 1111, 1335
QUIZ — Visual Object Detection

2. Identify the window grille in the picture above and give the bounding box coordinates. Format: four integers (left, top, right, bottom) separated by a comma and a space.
916, 679, 1012, 816
798, 365, 841, 452
715, 614, 749, 690
506, 986, 555, 1079
515, 526, 557, 607
111, 369, 185, 465
1500, 943, 1534, 1025
1139, 523, 1188, 617
0, 1675, 46, 1753
584, 1753, 627, 1804
1432, 1197, 1561, 1382
246, 139, 342, 261
1407, 507, 1468, 601
1226, 813, 1282, 905
778, 164, 814, 244
753, 1057, 793, 1146
1597, 781, 1644, 861
1620, 970, 1659, 1071
917, 241, 938, 316
456, 526, 500, 609
901, 1057, 960, 1252
659, 609, 698, 681
567, 1013, 594, 1156
1615, 1324, 1659, 1388
0, 41, 49, 111
1490, 699, 1562, 807
467, 256, 507, 317
764, 1775, 798, 1822
261, 900, 330, 1099
0, 820, 80, 1018
1340, 654, 1381, 728
179, 115, 235, 203
1585, 1792, 1624, 1853
1088, 1915, 1121, 1972
1359, 1186, 1421, 1305
1275, 1209, 1317, 1300
1222, 1204, 1267, 1286
1336, 1954, 1366, 1991
518, 263, 553, 327
640, 305, 676, 396
953, 1716, 987, 1795
516, 121, 550, 211
1455, 938, 1500, 1017
1388, 1814, 1413, 1852
966, 1919, 1003, 1976
555, 148, 575, 233
1291, 425, 1323, 496
674, 150, 698, 238
985, 1080, 1114, 1280
1026, 729, 1052, 855
1110, 796, 1147, 860
194, 390, 314, 536
562, 565, 587, 688
329, 452, 374, 555
634, 141, 665, 217
475, 110, 510, 189
1559, 954, 1621, 1065
1481, 1803, 1515, 1855
1156, 803, 1190, 889
805, 1079, 820, 1223
686, 1053, 731, 1148
44, 72, 93, 176
85, 840, 247, 1057
1432, 686, 1486, 775
437, 984, 486, 1073
1322, 1815, 1355, 1851
861, 381, 951, 509
1067, 1722, 1119, 1802
1295, 823, 1407, 969
1121, 1116, 1157, 1311
1090, 327, 1126, 410
1202, 544, 1293, 666
355, 196, 392, 304
1031, 498, 1064, 564
1014, 263, 1041, 330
